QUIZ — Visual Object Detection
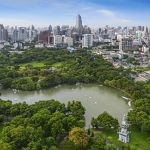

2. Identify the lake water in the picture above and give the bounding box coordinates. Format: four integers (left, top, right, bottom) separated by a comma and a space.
0, 84, 129, 126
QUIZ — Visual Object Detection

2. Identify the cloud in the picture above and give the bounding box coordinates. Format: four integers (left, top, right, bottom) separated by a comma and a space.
97, 8, 132, 24
98, 9, 115, 17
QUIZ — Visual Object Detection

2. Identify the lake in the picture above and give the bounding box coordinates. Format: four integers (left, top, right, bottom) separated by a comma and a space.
0, 84, 129, 126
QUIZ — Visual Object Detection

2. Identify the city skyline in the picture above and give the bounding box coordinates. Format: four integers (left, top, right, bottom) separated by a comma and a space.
0, 0, 150, 27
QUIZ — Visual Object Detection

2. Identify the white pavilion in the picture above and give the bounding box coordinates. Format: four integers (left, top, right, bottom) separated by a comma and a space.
118, 114, 130, 143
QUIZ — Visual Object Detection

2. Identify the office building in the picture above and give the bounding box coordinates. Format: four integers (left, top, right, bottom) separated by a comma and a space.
18, 27, 28, 41
38, 31, 50, 44
83, 25, 91, 34
48, 25, 52, 32
0, 24, 8, 42
53, 26, 61, 35
64, 37, 73, 47
54, 35, 62, 45
82, 34, 93, 48
12, 28, 18, 42
119, 37, 133, 52
76, 14, 83, 36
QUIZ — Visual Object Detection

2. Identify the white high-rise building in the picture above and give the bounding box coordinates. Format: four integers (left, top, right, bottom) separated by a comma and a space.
54, 35, 62, 45
82, 34, 93, 48
64, 37, 73, 47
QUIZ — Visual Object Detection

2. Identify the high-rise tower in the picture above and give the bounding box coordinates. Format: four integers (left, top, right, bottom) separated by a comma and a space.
0, 24, 8, 42
76, 14, 83, 36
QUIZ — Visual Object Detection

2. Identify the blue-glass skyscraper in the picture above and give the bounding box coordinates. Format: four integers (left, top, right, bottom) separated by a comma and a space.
76, 14, 83, 36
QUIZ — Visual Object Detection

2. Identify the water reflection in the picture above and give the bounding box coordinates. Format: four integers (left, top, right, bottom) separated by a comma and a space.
0, 84, 129, 126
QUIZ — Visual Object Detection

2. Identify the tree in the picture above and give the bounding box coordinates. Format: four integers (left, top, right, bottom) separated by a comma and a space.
0, 140, 12, 150
91, 117, 98, 128
31, 108, 50, 128
67, 101, 85, 120
88, 132, 106, 150
91, 112, 119, 130
0, 100, 12, 115
59, 140, 76, 150
104, 144, 116, 150
0, 115, 4, 124
48, 112, 66, 138
0, 78, 12, 88
69, 127, 89, 150
1, 125, 36, 150
10, 102, 29, 117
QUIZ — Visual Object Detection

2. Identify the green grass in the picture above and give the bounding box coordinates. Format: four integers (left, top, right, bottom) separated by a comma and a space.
19, 61, 65, 70
130, 128, 150, 150
52, 62, 64, 68
94, 128, 150, 150
20, 61, 45, 69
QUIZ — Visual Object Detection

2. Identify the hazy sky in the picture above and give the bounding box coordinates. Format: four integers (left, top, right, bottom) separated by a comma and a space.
0, 0, 150, 27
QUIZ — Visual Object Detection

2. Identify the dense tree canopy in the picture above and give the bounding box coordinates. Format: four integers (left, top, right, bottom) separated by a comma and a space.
0, 99, 86, 150
91, 112, 119, 130
0, 48, 150, 149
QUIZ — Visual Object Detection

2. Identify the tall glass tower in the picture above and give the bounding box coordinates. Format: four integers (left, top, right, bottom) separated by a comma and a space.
76, 14, 83, 36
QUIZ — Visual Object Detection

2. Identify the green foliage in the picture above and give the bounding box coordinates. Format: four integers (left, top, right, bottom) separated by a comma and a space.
59, 140, 76, 150
91, 112, 119, 130
67, 101, 85, 120
0, 115, 5, 124
69, 127, 89, 149
0, 99, 89, 150
1, 125, 36, 150
0, 140, 12, 150
88, 132, 106, 150
0, 48, 150, 149
0, 99, 12, 115
0, 49, 115, 90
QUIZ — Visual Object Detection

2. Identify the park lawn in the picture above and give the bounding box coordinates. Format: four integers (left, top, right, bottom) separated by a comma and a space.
95, 128, 150, 150
130, 128, 150, 150
52, 62, 64, 68
20, 61, 45, 69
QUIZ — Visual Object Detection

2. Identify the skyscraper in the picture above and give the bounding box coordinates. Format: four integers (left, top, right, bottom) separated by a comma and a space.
18, 27, 28, 41
12, 28, 18, 42
0, 24, 8, 42
76, 14, 83, 36
53, 26, 61, 35
48, 25, 52, 32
